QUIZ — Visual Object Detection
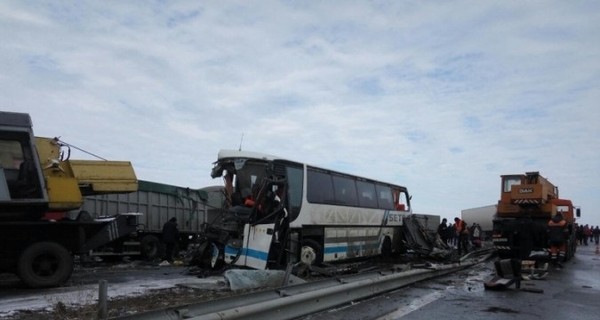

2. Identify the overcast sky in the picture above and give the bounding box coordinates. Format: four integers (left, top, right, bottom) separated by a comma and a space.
1, 1, 599, 226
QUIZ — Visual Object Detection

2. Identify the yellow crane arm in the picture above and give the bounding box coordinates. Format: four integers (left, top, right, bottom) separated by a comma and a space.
35, 137, 137, 211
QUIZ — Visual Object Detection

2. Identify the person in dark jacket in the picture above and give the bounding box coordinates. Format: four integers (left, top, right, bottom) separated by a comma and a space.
547, 212, 567, 268
437, 218, 449, 244
162, 217, 179, 263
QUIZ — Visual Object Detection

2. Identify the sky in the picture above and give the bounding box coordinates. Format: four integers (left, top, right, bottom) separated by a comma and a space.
1, 1, 599, 226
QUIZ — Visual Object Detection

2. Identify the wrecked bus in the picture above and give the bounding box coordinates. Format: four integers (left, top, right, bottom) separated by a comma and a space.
202, 150, 412, 270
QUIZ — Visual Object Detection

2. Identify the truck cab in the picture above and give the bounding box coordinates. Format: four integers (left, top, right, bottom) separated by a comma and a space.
0, 111, 139, 288
0, 112, 48, 220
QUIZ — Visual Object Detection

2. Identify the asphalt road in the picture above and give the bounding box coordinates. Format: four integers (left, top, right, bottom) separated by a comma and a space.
303, 244, 600, 320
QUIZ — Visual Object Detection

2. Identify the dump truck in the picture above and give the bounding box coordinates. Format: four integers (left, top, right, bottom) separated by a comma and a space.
81, 181, 221, 260
0, 111, 138, 287
492, 172, 579, 261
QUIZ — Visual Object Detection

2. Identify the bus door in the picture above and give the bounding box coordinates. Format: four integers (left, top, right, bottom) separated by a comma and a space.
239, 223, 275, 269
239, 178, 288, 269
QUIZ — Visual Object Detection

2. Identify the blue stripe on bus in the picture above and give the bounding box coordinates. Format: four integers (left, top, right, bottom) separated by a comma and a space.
225, 246, 269, 261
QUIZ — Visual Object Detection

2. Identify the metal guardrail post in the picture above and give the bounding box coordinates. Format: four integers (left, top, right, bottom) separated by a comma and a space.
98, 280, 108, 320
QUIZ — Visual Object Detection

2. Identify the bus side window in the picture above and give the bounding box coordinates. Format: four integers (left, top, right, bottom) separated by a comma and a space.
307, 168, 334, 204
375, 184, 393, 210
332, 175, 358, 206
356, 180, 377, 208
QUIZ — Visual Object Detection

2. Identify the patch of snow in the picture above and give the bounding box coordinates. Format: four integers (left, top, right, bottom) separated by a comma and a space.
0, 276, 224, 318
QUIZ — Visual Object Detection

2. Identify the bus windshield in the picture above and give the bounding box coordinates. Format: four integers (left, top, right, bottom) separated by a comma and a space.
215, 158, 269, 208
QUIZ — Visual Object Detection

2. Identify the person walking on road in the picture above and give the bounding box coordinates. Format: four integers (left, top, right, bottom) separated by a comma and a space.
593, 226, 600, 245
162, 217, 179, 263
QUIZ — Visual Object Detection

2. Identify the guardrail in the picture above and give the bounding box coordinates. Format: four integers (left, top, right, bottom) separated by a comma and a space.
114, 253, 492, 320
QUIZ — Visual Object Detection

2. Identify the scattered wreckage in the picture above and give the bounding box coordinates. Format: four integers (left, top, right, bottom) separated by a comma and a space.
183, 214, 461, 279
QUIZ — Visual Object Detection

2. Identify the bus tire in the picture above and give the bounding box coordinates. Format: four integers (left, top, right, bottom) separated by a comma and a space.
17, 242, 73, 288
300, 239, 323, 266
381, 236, 392, 258
140, 235, 161, 260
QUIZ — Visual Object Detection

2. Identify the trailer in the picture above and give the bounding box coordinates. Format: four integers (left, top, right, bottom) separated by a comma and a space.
81, 181, 227, 260
461, 205, 496, 240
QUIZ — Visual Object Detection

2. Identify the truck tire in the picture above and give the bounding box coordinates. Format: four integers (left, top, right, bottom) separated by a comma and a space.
17, 242, 73, 288
140, 235, 161, 260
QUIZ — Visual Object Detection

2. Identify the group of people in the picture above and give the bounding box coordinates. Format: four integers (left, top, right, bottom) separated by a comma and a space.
576, 224, 600, 246
437, 217, 483, 256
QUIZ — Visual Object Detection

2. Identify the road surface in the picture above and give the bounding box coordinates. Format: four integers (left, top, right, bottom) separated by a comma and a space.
304, 244, 600, 320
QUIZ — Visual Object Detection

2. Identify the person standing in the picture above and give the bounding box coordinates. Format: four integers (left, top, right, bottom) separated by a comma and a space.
593, 226, 600, 245
547, 212, 568, 268
454, 217, 469, 256
437, 218, 449, 244
471, 223, 482, 248
583, 225, 592, 245
447, 223, 456, 247
162, 217, 179, 263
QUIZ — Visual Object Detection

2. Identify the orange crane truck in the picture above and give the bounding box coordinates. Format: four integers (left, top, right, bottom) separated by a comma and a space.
492, 172, 579, 261
0, 111, 138, 287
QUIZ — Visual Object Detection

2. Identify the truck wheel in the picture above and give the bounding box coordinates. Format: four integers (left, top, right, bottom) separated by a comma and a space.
300, 239, 323, 266
17, 242, 73, 288
140, 235, 161, 260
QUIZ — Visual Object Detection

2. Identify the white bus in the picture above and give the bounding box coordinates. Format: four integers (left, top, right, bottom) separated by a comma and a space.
207, 150, 412, 270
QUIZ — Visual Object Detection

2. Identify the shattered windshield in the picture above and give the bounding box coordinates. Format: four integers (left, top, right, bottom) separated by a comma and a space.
234, 162, 268, 198
503, 176, 521, 192
217, 159, 269, 207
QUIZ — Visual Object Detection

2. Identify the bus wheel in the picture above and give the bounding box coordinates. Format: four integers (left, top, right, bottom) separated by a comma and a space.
140, 235, 161, 260
300, 239, 323, 266
17, 242, 73, 288
381, 236, 392, 258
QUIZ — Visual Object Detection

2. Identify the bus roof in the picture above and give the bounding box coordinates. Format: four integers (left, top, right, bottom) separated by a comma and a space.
216, 149, 408, 190
217, 149, 281, 161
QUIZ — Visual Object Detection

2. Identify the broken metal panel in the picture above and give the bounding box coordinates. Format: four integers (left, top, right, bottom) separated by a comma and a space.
402, 215, 435, 256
